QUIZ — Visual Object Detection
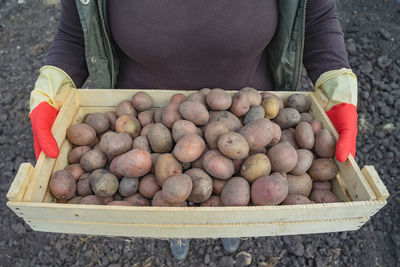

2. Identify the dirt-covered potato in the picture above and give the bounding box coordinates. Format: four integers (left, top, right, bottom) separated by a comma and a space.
138, 110, 155, 127
140, 124, 153, 137
80, 195, 102, 205
267, 123, 282, 147
290, 149, 314, 175
239, 118, 274, 150
287, 94, 311, 113
179, 101, 209, 126
274, 108, 301, 129
68, 146, 91, 164
162, 103, 182, 129
262, 97, 280, 119
162, 174, 193, 204
118, 177, 139, 197
251, 173, 288, 205
300, 113, 313, 123
200, 195, 222, 206
295, 122, 315, 150
107, 201, 133, 206
243, 105, 265, 125
66, 123, 97, 146
151, 191, 188, 207
314, 129, 336, 158
131, 92, 153, 112
106, 111, 117, 131
286, 173, 312, 197
230, 92, 250, 117
138, 174, 160, 198
208, 111, 242, 131
309, 189, 338, 203
76, 173, 92, 196
109, 155, 123, 179
187, 92, 207, 107
308, 158, 338, 181
80, 149, 107, 172
213, 178, 227, 195
90, 169, 119, 197
85, 113, 110, 134
240, 87, 262, 106
172, 120, 198, 142
50, 170, 76, 200
203, 150, 235, 180
204, 121, 230, 149
240, 153, 271, 183
185, 168, 213, 203
116, 100, 137, 117
147, 123, 173, 153
132, 136, 151, 152
173, 134, 206, 163
115, 115, 141, 138
280, 129, 299, 149
221, 177, 250, 206
206, 88, 232, 110
170, 93, 187, 104
282, 194, 312, 205
312, 181, 332, 191
64, 164, 85, 182
267, 141, 298, 173
68, 196, 83, 204
100, 132, 132, 157
116, 149, 152, 178
155, 153, 182, 186
124, 193, 151, 206
218, 132, 249, 160
154, 107, 163, 123
310, 120, 323, 135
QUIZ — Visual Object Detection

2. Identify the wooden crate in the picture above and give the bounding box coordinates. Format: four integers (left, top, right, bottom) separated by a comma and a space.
6, 88, 389, 238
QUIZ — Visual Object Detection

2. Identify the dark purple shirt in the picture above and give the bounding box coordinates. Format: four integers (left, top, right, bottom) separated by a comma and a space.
46, 0, 349, 89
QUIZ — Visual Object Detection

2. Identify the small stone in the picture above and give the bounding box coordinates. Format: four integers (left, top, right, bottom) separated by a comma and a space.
235, 251, 252, 266
219, 256, 234, 267
391, 233, 400, 247
377, 56, 393, 68
11, 222, 27, 235
379, 28, 391, 41
204, 254, 210, 264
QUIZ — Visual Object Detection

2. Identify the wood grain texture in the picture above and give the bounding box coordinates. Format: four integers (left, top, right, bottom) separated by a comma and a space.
362, 166, 389, 200
6, 163, 34, 201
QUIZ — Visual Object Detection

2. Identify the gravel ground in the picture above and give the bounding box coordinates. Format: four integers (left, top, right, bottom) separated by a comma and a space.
1, 0, 399, 266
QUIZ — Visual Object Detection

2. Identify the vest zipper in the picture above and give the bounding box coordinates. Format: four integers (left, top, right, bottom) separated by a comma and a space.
295, 0, 307, 90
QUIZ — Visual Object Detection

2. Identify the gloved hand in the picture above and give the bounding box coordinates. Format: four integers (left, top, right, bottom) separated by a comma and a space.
30, 66, 76, 159
315, 68, 358, 162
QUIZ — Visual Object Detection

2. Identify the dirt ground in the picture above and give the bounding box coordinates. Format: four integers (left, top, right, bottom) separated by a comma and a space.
0, 0, 399, 266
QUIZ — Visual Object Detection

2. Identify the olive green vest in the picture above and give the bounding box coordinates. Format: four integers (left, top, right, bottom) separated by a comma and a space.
75, 0, 306, 90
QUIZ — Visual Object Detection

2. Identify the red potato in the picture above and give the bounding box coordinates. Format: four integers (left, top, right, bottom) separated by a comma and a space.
116, 149, 152, 178
213, 178, 227, 195
191, 147, 208, 169
206, 88, 232, 110
310, 190, 338, 203
154, 153, 182, 186
68, 196, 83, 204
170, 93, 187, 104
64, 164, 85, 182
118, 177, 139, 197
147, 123, 173, 153
132, 92, 153, 112
267, 123, 282, 147
290, 149, 314, 175
185, 168, 213, 203
249, 147, 267, 155
203, 150, 235, 180
80, 195, 102, 205
208, 111, 242, 132
154, 107, 163, 123
179, 101, 209, 126
238, 118, 274, 150
162, 103, 182, 129
173, 134, 206, 163
140, 124, 153, 137
240, 87, 262, 106
200, 195, 222, 206
76, 174, 92, 196
221, 177, 250, 206
251, 174, 288, 206
139, 174, 160, 198
106, 111, 117, 131
204, 121, 230, 149
267, 141, 298, 173
314, 129, 336, 158
151, 191, 188, 207
49, 170, 76, 200
162, 174, 193, 204
295, 122, 315, 150
187, 92, 208, 107
115, 100, 137, 117
138, 110, 155, 127
282, 194, 312, 205
200, 88, 211, 95
233, 157, 246, 173
312, 181, 332, 191
230, 92, 250, 117
300, 113, 313, 123
172, 120, 198, 142
109, 155, 123, 179
132, 136, 151, 152
286, 173, 313, 197
280, 129, 299, 149
308, 158, 339, 181
310, 120, 323, 135
124, 193, 151, 206
84, 113, 110, 134
100, 132, 132, 157
150, 153, 161, 174
80, 149, 107, 172
108, 201, 133, 206
274, 108, 301, 129
68, 146, 91, 164
287, 94, 311, 113
66, 123, 97, 146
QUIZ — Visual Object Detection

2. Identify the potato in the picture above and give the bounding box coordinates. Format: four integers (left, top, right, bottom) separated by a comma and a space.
172, 120, 198, 142
274, 108, 301, 129
262, 97, 280, 119
115, 115, 141, 138
150, 153, 161, 174
309, 190, 338, 203
200, 195, 222, 206
267, 123, 282, 147
131, 92, 153, 112
68, 146, 91, 164
151, 191, 187, 207
170, 93, 187, 104
116, 149, 152, 178
208, 111, 242, 131
243, 105, 265, 125
162, 103, 182, 128
68, 196, 83, 204
187, 92, 207, 107
132, 136, 151, 152
100, 132, 132, 157
251, 174, 288, 205
162, 174, 193, 204
238, 118, 274, 150
240, 153, 271, 183
99, 196, 114, 205
282, 194, 312, 205
138, 110, 155, 127
80, 149, 107, 172
200, 88, 211, 95
154, 107, 163, 123
300, 113, 313, 123
179, 101, 209, 126
204, 121, 230, 149
267, 141, 298, 173
185, 168, 213, 203
290, 149, 314, 175
147, 123, 173, 153
155, 153, 182, 186
118, 177, 139, 197
181, 161, 191, 171
287, 94, 311, 112
138, 174, 160, 198
90, 169, 119, 197
64, 164, 85, 182
213, 178, 227, 195
80, 195, 102, 205
106, 111, 117, 131
233, 157, 246, 173
191, 147, 208, 169
140, 124, 153, 137
173, 134, 206, 163
280, 129, 299, 149
109, 155, 123, 179
218, 132, 249, 160
108, 201, 133, 206
295, 122, 315, 150
286, 173, 312, 197
240, 87, 262, 106
76, 174, 92, 196
249, 147, 266, 155
310, 120, 323, 135
116, 100, 137, 117
221, 177, 250, 206
314, 129, 336, 158
113, 192, 123, 201
312, 181, 332, 191
124, 193, 151, 206
85, 113, 110, 134
230, 92, 250, 117
261, 92, 284, 110
66, 123, 97, 146
203, 150, 235, 180
49, 170, 76, 200
308, 158, 338, 181
206, 88, 232, 110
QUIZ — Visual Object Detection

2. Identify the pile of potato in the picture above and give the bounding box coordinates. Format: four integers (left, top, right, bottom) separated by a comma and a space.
50, 88, 339, 207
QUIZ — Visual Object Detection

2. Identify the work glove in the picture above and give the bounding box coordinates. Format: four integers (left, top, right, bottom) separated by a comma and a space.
314, 68, 358, 162
30, 66, 76, 159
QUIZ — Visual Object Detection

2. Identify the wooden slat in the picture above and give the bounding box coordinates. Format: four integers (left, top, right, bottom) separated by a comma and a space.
24, 217, 369, 238
6, 163, 34, 201
362, 166, 389, 200
331, 172, 352, 202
